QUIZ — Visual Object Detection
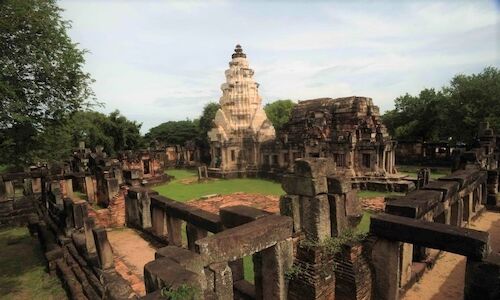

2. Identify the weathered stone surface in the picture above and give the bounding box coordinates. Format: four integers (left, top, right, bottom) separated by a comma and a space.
385, 190, 443, 219
186, 223, 208, 251
464, 252, 500, 300
195, 215, 292, 264
151, 195, 222, 233
83, 217, 96, 254
254, 238, 293, 300
327, 176, 352, 194
92, 227, 114, 269
328, 194, 348, 236
370, 213, 490, 261
219, 205, 272, 228
422, 180, 460, 201
101, 270, 137, 300
371, 238, 400, 300
294, 158, 336, 178
144, 258, 202, 295
438, 169, 481, 189
281, 174, 327, 197
206, 262, 233, 300
300, 194, 331, 242
279, 195, 301, 232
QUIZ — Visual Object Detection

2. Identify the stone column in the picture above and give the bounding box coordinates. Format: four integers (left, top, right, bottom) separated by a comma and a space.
399, 242, 413, 288
83, 217, 96, 254
207, 262, 233, 300
450, 197, 464, 227
463, 192, 473, 224
371, 238, 400, 300
152, 206, 167, 237
254, 238, 293, 300
65, 178, 73, 198
84, 176, 96, 203
5, 181, 14, 200
92, 227, 114, 269
186, 223, 207, 251
32, 177, 42, 194
166, 214, 183, 247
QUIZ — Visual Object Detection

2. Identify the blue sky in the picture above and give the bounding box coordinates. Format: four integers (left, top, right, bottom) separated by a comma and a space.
59, 0, 500, 133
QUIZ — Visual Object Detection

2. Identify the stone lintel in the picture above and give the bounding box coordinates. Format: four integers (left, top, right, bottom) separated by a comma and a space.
219, 205, 272, 228
281, 174, 327, 197
438, 169, 482, 189
195, 215, 292, 264
151, 195, 222, 233
422, 180, 460, 201
385, 190, 442, 218
293, 158, 336, 178
370, 213, 490, 261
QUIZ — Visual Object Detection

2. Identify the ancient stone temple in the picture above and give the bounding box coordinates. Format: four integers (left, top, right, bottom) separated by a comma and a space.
208, 45, 275, 177
261, 97, 398, 178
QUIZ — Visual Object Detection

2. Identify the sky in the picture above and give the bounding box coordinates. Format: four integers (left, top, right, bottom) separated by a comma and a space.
59, 0, 500, 133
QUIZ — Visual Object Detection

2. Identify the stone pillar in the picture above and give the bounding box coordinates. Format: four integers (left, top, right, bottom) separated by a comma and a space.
206, 262, 233, 300
464, 253, 500, 300
450, 197, 464, 227
125, 191, 139, 227
166, 214, 183, 247
72, 200, 87, 229
5, 181, 14, 200
371, 238, 400, 300
300, 194, 331, 242
32, 177, 42, 194
279, 194, 301, 232
186, 223, 207, 251
84, 176, 96, 203
152, 206, 167, 237
254, 238, 293, 300
463, 192, 473, 224
65, 178, 73, 198
63, 198, 75, 234
399, 242, 413, 288
92, 227, 114, 269
83, 217, 96, 254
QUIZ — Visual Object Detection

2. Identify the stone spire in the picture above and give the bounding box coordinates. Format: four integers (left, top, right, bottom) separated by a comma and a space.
209, 45, 275, 141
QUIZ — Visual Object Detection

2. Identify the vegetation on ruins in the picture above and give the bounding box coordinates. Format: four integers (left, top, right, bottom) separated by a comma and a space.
264, 99, 297, 132
382, 67, 500, 144
160, 284, 199, 300
0, 0, 95, 168
300, 229, 367, 256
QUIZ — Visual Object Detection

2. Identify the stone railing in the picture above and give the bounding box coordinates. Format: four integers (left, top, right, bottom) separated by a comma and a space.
369, 166, 500, 299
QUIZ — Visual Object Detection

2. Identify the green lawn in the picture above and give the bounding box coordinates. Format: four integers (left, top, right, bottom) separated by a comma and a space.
154, 169, 284, 202
397, 165, 450, 179
0, 227, 66, 299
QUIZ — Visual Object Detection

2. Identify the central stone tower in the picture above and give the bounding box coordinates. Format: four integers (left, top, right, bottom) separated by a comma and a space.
208, 45, 275, 176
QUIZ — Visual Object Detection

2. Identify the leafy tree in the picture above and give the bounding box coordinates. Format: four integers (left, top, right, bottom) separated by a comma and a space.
0, 0, 94, 167
264, 100, 296, 131
198, 102, 220, 136
382, 67, 500, 144
146, 120, 198, 145
197, 102, 220, 163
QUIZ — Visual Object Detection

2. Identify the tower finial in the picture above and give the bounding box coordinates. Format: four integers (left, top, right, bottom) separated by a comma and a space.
232, 44, 246, 59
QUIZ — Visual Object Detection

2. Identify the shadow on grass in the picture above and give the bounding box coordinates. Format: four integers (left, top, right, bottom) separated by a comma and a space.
0, 227, 66, 298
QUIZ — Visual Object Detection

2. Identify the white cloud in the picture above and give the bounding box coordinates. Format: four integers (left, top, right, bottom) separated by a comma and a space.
59, 0, 500, 132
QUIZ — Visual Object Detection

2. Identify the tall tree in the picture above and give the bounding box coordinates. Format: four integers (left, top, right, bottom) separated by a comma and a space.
382, 67, 500, 144
146, 120, 199, 146
264, 100, 296, 132
0, 0, 94, 167
197, 102, 220, 163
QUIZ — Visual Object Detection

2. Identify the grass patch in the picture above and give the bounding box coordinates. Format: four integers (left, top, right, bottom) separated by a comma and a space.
154, 169, 284, 202
0, 227, 67, 299
397, 165, 450, 179
73, 191, 88, 201
243, 256, 254, 283
0, 165, 8, 173
355, 211, 372, 234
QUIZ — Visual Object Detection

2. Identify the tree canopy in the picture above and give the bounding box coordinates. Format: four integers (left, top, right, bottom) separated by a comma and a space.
0, 0, 94, 167
146, 120, 199, 146
382, 67, 500, 144
264, 99, 296, 131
